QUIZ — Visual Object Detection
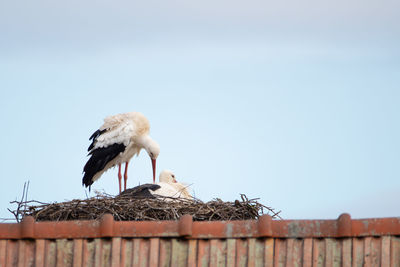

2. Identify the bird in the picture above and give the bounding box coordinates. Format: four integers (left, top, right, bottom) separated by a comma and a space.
156, 170, 193, 199
82, 112, 160, 193
120, 170, 193, 200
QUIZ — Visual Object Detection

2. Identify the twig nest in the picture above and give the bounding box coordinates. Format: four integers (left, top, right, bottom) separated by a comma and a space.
10, 193, 281, 221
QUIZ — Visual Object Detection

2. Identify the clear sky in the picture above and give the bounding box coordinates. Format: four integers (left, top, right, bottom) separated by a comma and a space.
1, 0, 399, 220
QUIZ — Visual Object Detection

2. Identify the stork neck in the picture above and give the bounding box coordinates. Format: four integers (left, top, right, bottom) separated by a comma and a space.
138, 135, 153, 150
137, 134, 160, 159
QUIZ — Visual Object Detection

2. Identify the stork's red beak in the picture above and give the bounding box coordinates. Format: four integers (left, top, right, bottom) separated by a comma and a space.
151, 158, 156, 183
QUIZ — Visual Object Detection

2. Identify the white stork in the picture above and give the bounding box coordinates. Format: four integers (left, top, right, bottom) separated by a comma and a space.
120, 170, 193, 200
82, 112, 160, 193
156, 170, 192, 199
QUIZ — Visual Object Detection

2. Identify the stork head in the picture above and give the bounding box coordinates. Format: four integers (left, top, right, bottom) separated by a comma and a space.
159, 170, 177, 183
141, 136, 160, 183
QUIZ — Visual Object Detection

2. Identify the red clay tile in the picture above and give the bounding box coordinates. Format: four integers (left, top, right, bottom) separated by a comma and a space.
1, 214, 400, 266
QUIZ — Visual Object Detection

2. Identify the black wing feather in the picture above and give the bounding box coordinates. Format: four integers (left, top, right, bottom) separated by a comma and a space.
88, 129, 107, 151
119, 184, 161, 198
82, 143, 126, 188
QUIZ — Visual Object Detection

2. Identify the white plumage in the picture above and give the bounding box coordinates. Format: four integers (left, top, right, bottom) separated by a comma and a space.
151, 170, 193, 200
82, 112, 160, 193
120, 170, 193, 200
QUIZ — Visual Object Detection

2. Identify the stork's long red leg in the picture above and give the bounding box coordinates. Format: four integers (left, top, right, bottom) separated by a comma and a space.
124, 161, 129, 191
118, 163, 122, 194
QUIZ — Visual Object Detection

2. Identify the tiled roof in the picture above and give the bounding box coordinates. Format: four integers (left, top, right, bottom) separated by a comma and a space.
0, 213, 399, 266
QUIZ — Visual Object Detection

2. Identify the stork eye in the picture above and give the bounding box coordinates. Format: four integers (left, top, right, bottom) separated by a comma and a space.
172, 174, 175, 178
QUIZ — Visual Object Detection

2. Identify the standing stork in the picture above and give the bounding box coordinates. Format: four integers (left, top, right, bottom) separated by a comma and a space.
82, 112, 160, 193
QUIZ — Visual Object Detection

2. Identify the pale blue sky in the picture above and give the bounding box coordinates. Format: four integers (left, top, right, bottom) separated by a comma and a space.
1, 0, 399, 220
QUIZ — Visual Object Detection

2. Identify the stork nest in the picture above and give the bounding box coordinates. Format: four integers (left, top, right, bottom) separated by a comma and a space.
9, 192, 281, 222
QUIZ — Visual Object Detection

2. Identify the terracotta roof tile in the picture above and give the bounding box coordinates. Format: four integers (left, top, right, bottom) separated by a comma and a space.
1, 214, 400, 266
